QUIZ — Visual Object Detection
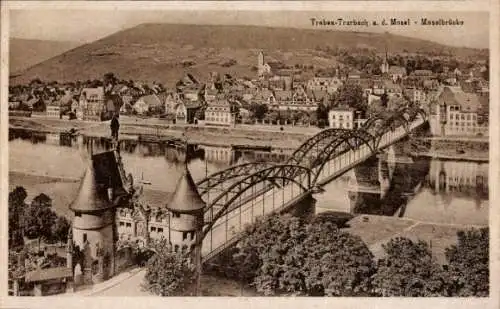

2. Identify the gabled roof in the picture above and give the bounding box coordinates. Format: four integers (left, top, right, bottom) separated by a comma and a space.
81, 87, 104, 99
389, 66, 407, 75
138, 94, 162, 107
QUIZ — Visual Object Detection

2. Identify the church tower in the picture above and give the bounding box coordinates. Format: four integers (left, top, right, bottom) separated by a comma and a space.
380, 48, 389, 74
258, 51, 265, 69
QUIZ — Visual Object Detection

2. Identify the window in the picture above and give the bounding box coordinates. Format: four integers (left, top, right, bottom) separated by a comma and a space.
172, 212, 181, 218
126, 222, 131, 227
182, 231, 194, 240
83, 233, 87, 243
151, 227, 156, 232
119, 222, 124, 226
158, 228, 163, 233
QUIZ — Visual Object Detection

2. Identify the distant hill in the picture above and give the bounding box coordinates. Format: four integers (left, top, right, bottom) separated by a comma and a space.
9, 23, 487, 87
9, 38, 81, 74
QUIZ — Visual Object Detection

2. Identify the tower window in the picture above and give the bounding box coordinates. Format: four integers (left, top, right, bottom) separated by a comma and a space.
151, 227, 156, 232
119, 222, 124, 226
83, 233, 87, 243
157, 228, 163, 233
126, 222, 131, 227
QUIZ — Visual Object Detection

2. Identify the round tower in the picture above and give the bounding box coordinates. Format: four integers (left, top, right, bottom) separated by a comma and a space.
70, 150, 129, 283
166, 162, 205, 253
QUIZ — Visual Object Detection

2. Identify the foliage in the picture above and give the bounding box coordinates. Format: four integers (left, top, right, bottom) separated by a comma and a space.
8, 187, 27, 248
445, 228, 489, 297
22, 194, 57, 241
372, 237, 449, 296
301, 223, 376, 296
315, 103, 329, 128
232, 214, 375, 296
51, 216, 71, 243
142, 240, 196, 296
333, 83, 365, 112
249, 103, 268, 121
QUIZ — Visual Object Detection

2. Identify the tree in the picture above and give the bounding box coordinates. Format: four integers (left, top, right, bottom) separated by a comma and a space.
249, 103, 268, 121
372, 237, 449, 296
232, 214, 376, 296
380, 92, 389, 108
142, 240, 196, 296
301, 223, 376, 296
315, 103, 329, 128
9, 187, 28, 248
51, 216, 71, 243
22, 194, 57, 245
445, 228, 489, 296
334, 83, 365, 112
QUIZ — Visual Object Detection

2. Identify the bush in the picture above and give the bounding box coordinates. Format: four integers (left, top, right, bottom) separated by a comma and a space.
372, 237, 449, 296
142, 240, 196, 296
445, 228, 489, 297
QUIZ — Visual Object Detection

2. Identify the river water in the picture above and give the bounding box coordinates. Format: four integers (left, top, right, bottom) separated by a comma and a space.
9, 129, 489, 226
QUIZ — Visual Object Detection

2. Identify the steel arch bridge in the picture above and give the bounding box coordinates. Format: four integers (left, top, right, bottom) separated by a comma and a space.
195, 106, 428, 263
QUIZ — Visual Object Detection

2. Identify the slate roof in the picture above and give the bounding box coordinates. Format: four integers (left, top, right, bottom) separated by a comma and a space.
70, 151, 128, 213
166, 167, 205, 214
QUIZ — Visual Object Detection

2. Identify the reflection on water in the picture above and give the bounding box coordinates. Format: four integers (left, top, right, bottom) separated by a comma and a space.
9, 129, 489, 225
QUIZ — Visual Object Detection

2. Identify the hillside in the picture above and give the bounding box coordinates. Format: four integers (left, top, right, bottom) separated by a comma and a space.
9, 38, 81, 74
9, 23, 486, 87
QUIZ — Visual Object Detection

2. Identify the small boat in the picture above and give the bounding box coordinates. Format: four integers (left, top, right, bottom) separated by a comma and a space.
140, 172, 152, 185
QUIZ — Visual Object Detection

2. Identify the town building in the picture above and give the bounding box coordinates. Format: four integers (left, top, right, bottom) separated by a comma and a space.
116, 205, 170, 246
204, 99, 236, 126
79, 87, 105, 121
328, 107, 357, 129
433, 86, 488, 136
388, 66, 407, 82
46, 104, 61, 118
134, 94, 163, 115
306, 77, 342, 94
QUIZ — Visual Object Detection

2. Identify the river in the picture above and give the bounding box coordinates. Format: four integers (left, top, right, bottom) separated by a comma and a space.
8, 129, 489, 226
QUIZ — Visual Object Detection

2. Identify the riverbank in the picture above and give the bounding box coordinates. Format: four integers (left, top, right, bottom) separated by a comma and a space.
9, 116, 313, 149
413, 137, 489, 162
10, 116, 490, 160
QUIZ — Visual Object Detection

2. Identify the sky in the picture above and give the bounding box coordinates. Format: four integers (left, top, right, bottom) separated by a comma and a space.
9, 9, 489, 49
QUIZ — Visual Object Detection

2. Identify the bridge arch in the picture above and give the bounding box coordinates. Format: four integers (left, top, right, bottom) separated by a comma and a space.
196, 161, 273, 196
201, 164, 313, 238
287, 128, 375, 171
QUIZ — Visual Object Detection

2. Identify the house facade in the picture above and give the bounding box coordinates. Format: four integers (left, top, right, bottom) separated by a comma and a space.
204, 99, 235, 126
79, 87, 105, 121
434, 86, 488, 136
328, 107, 356, 129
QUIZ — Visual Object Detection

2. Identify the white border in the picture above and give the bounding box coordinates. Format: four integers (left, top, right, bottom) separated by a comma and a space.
1, 2, 498, 309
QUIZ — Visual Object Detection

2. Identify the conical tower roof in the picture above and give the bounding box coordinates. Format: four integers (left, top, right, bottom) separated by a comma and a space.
70, 151, 128, 213
70, 164, 114, 213
166, 166, 205, 214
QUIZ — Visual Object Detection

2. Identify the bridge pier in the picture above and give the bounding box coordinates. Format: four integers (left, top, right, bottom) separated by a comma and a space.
287, 192, 316, 221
